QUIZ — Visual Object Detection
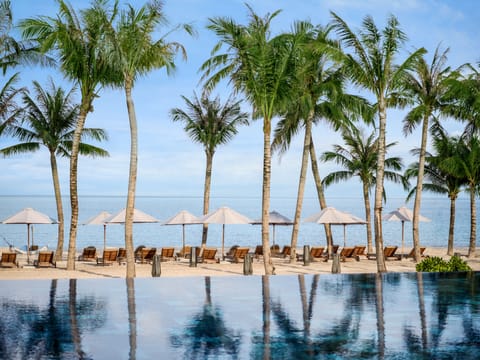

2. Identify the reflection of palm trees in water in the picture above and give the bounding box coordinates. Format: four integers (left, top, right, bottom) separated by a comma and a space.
170, 276, 241, 358
0, 279, 106, 358
126, 278, 137, 360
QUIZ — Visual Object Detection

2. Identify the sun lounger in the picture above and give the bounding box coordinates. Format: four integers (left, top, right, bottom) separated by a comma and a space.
272, 245, 291, 258
117, 248, 127, 264
198, 248, 218, 263
270, 244, 280, 256
176, 245, 192, 259
310, 247, 326, 261
160, 247, 175, 262
396, 247, 426, 260
353, 246, 366, 260
253, 245, 263, 260
367, 246, 400, 261
34, 251, 56, 268
0, 252, 19, 268
78, 246, 97, 261
135, 247, 157, 264
340, 247, 356, 261
96, 248, 118, 266
225, 247, 250, 263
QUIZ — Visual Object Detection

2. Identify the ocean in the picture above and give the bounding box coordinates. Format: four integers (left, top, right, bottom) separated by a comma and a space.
0, 195, 474, 252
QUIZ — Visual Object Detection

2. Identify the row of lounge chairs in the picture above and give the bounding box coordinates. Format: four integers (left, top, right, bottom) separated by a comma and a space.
0, 251, 56, 268
77, 246, 178, 266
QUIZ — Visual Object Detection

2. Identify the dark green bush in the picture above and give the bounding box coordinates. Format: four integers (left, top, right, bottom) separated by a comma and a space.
416, 255, 472, 272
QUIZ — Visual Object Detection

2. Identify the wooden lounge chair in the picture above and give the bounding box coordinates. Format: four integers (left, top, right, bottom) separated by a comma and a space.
134, 245, 146, 261
353, 246, 366, 260
0, 252, 18, 268
117, 248, 127, 264
272, 245, 291, 258
96, 248, 118, 266
253, 245, 263, 260
135, 247, 157, 264
270, 244, 280, 256
78, 246, 97, 261
34, 251, 56, 268
160, 247, 175, 262
226, 247, 250, 263
396, 247, 426, 260
310, 247, 326, 261
340, 247, 356, 261
198, 248, 218, 263
176, 245, 191, 259
367, 246, 400, 261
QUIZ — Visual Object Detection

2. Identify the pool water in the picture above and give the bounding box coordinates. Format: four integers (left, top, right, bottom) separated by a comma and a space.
0, 272, 479, 359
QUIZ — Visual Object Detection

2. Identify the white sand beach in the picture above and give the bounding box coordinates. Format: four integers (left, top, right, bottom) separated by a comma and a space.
0, 247, 478, 280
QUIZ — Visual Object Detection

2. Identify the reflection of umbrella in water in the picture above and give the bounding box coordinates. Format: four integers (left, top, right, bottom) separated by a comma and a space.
383, 206, 430, 257
163, 210, 201, 254
303, 207, 366, 247
200, 206, 252, 261
1, 207, 57, 263
82, 211, 112, 250
251, 210, 293, 246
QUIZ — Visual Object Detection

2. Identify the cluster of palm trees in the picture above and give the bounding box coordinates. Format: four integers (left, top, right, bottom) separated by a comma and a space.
1, 1, 479, 277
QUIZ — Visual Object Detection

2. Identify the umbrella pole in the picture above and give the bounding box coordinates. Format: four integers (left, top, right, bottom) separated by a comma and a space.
182, 224, 186, 254
222, 224, 225, 261
27, 223, 30, 264
272, 225, 276, 246
401, 221, 405, 259
103, 224, 107, 251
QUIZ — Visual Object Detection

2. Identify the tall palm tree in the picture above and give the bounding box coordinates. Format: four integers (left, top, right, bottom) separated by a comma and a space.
0, 73, 23, 136
330, 12, 425, 272
0, 80, 109, 262
201, 5, 300, 274
321, 127, 407, 253
442, 135, 480, 258
20, 0, 120, 270
272, 21, 370, 262
101, 1, 192, 278
403, 45, 454, 261
405, 128, 465, 256
171, 91, 248, 249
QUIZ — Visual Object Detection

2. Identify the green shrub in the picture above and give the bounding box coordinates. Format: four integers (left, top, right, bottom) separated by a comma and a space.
416, 255, 472, 272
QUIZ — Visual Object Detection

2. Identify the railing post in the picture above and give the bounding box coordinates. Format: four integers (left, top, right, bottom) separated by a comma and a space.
243, 253, 253, 275
151, 254, 161, 277
303, 245, 311, 266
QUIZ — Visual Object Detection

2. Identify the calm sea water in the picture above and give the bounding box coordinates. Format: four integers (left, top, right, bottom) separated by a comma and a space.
0, 195, 474, 251
0, 272, 478, 359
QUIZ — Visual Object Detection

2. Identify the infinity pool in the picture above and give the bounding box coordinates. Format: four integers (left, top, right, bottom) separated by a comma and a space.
0, 272, 478, 359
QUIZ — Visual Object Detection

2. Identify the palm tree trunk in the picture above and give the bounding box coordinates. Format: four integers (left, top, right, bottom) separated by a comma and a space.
67, 106, 89, 270
50, 150, 65, 262
125, 82, 138, 278
468, 185, 476, 258
447, 195, 456, 256
262, 117, 274, 275
309, 137, 333, 253
416, 272, 428, 350
374, 102, 387, 272
201, 151, 213, 249
412, 115, 429, 262
362, 181, 373, 254
126, 278, 137, 360
289, 116, 312, 263
375, 273, 385, 357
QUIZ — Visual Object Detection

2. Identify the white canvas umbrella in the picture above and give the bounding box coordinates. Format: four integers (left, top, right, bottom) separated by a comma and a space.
383, 206, 430, 257
106, 208, 159, 224
200, 206, 252, 260
251, 210, 293, 246
163, 210, 201, 253
82, 211, 112, 250
303, 207, 367, 247
2, 207, 58, 263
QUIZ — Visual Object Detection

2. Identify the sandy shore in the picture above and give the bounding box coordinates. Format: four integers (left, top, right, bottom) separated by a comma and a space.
0, 247, 478, 280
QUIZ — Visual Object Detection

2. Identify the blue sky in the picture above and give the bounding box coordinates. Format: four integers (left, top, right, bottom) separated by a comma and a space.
1, 0, 478, 199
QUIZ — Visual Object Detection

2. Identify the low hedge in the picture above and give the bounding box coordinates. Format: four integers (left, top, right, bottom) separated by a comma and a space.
416, 255, 472, 273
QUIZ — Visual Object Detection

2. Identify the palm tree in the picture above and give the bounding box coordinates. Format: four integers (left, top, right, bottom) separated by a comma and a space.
403, 45, 454, 262
0, 73, 23, 136
171, 91, 248, 249
103, 1, 192, 278
0, 80, 109, 262
405, 128, 465, 256
321, 127, 407, 253
272, 21, 371, 262
442, 135, 480, 258
201, 5, 301, 274
330, 12, 425, 272
20, 0, 120, 270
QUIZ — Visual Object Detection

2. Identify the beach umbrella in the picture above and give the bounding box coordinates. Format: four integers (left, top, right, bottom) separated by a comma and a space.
383, 206, 430, 257
1, 207, 58, 263
82, 211, 112, 250
303, 207, 366, 247
200, 206, 252, 261
251, 210, 293, 246
162, 210, 201, 253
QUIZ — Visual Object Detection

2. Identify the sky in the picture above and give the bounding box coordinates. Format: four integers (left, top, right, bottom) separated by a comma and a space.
1, 0, 479, 200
